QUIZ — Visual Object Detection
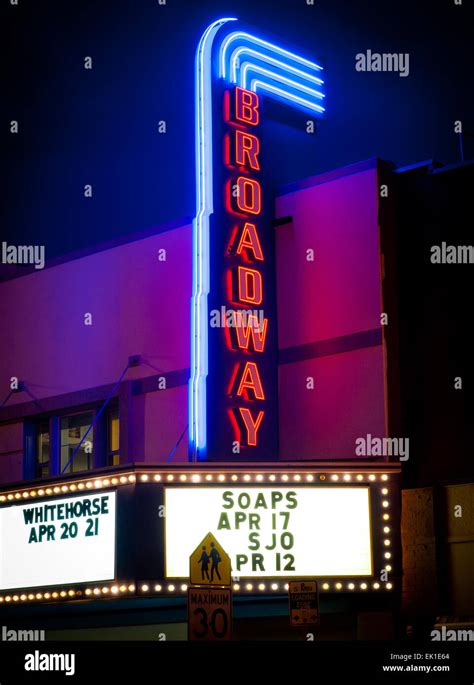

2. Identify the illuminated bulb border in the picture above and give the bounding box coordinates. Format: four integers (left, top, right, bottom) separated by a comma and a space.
0, 471, 394, 501
134, 578, 395, 594
0, 574, 396, 603
0, 583, 137, 604
0, 471, 395, 595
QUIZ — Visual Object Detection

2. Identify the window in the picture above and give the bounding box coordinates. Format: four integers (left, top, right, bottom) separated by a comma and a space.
36, 421, 50, 478
60, 412, 94, 474
108, 409, 120, 466
26, 405, 120, 478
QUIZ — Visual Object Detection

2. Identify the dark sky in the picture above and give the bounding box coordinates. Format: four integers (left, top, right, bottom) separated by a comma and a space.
2, 0, 473, 259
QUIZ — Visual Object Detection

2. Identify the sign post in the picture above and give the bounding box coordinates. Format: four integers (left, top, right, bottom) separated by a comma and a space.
188, 532, 233, 641
288, 580, 319, 627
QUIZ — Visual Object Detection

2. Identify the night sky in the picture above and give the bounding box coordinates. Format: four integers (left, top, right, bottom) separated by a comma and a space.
2, 0, 473, 259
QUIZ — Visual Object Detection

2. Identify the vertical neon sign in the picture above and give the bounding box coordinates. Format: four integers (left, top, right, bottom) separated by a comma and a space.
190, 19, 325, 461
225, 87, 267, 450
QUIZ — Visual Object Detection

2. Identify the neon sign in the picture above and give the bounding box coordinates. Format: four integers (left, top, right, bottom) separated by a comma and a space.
190, 19, 325, 461
224, 88, 267, 448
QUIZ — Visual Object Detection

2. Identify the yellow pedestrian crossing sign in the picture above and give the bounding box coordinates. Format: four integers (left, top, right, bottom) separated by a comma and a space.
190, 532, 231, 586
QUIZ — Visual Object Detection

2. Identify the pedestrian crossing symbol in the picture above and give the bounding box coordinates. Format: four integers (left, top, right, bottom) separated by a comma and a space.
190, 532, 231, 586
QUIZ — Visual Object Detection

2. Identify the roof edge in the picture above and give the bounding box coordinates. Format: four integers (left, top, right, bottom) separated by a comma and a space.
0, 216, 193, 284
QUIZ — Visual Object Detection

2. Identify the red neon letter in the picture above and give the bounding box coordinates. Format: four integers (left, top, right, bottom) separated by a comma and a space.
236, 266, 262, 305
233, 176, 262, 215
234, 130, 260, 171
234, 314, 268, 352
238, 408, 265, 446
235, 87, 259, 126
236, 222, 264, 261
236, 361, 265, 400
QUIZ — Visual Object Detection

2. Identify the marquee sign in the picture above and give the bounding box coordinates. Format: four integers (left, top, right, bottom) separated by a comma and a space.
165, 487, 372, 578
0, 465, 398, 601
0, 492, 116, 591
189, 19, 326, 461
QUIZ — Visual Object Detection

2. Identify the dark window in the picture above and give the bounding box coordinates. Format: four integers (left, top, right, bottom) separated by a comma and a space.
108, 409, 120, 466
60, 412, 94, 474
36, 421, 50, 478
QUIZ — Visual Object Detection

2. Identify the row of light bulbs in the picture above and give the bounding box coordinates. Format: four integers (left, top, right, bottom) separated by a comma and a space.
0, 584, 137, 603
0, 577, 395, 604
0, 475, 137, 502
0, 472, 392, 502
141, 473, 390, 483
381, 488, 392, 580
140, 581, 394, 592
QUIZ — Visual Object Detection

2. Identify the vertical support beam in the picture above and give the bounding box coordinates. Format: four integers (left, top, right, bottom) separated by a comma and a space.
23, 420, 37, 480
433, 485, 449, 615
118, 381, 133, 464
93, 409, 108, 469
49, 416, 60, 476
378, 160, 402, 444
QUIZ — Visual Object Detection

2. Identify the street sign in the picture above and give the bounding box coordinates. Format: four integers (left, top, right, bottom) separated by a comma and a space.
190, 532, 231, 586
288, 580, 319, 626
188, 587, 232, 641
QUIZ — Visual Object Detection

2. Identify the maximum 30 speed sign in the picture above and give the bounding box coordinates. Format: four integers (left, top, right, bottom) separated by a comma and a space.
188, 587, 232, 641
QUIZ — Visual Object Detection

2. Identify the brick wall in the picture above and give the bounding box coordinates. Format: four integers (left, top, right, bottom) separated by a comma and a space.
402, 484, 474, 618
401, 488, 438, 616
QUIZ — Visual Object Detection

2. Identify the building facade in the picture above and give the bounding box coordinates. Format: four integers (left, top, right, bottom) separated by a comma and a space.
0, 157, 471, 640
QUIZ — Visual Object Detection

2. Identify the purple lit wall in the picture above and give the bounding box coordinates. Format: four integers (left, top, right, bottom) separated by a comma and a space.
0, 224, 193, 474
0, 159, 393, 482
0, 226, 191, 398
276, 161, 388, 459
